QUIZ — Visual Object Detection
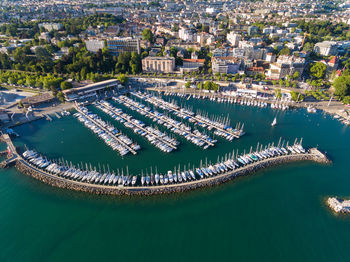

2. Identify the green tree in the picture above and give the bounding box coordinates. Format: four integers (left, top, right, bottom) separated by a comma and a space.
309, 62, 327, 79
185, 81, 191, 88
142, 29, 153, 43
117, 74, 129, 85
342, 96, 350, 105
275, 88, 282, 99
57, 91, 65, 103
290, 91, 304, 101
279, 47, 291, 56
60, 81, 73, 90
302, 42, 313, 53
292, 71, 300, 80
333, 75, 350, 98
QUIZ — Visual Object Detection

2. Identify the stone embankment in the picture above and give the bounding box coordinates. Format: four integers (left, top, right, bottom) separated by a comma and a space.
327, 197, 350, 213
14, 148, 330, 196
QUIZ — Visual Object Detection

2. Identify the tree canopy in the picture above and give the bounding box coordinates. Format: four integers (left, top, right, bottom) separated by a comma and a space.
309, 62, 327, 79
333, 74, 350, 99
142, 28, 153, 43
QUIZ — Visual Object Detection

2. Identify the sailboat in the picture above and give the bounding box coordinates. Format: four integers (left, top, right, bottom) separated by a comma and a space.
271, 117, 277, 127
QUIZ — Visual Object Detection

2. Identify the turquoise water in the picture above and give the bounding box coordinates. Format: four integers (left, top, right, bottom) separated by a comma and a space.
1, 96, 350, 261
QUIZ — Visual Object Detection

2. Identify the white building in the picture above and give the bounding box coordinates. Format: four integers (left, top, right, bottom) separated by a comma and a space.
85, 40, 105, 53
38, 23, 63, 32
227, 32, 241, 47
179, 27, 194, 41
314, 41, 338, 56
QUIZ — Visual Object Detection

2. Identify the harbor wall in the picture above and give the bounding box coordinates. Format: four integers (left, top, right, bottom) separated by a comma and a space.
14, 150, 330, 196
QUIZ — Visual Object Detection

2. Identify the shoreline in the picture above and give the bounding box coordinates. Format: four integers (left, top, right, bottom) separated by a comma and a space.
147, 87, 350, 124
13, 148, 330, 196
2, 87, 348, 130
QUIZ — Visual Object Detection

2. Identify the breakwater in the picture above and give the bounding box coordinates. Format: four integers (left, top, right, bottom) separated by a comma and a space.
14, 148, 330, 196
327, 197, 350, 213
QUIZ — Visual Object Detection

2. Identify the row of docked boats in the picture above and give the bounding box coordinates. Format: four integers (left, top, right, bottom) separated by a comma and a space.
133, 91, 245, 141
22, 150, 138, 186
74, 105, 140, 156
113, 95, 216, 149
21, 140, 306, 188
94, 100, 178, 153
160, 91, 292, 111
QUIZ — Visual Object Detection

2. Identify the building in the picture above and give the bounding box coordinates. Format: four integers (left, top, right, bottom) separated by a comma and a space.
244, 47, 265, 60
227, 32, 241, 47
85, 40, 105, 53
314, 41, 338, 56
38, 23, 63, 32
38, 32, 51, 42
266, 55, 305, 79
178, 27, 194, 41
264, 52, 276, 63
21, 93, 55, 108
247, 26, 259, 36
212, 57, 241, 74
107, 37, 140, 56
180, 58, 205, 74
63, 79, 122, 101
326, 56, 339, 72
142, 56, 175, 73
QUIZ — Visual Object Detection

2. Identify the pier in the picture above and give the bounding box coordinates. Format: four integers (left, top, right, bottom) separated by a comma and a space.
0, 134, 19, 168
75, 105, 138, 155
94, 101, 178, 151
113, 96, 215, 149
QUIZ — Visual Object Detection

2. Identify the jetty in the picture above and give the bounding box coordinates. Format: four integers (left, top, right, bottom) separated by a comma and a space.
1, 133, 331, 196
0, 134, 19, 168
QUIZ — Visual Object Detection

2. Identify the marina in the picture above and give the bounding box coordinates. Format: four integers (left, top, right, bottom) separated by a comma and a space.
113, 95, 216, 149
94, 100, 178, 152
132, 91, 245, 140
1, 91, 349, 262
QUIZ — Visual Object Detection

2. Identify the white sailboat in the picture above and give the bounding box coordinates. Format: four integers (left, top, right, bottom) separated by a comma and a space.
271, 117, 277, 126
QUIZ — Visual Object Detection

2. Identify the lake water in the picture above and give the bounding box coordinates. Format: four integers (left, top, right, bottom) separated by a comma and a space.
1, 95, 350, 261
